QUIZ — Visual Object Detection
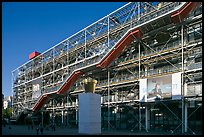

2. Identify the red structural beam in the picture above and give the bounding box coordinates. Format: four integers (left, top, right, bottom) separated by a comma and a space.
171, 2, 199, 24
57, 71, 83, 94
96, 28, 142, 69
33, 95, 49, 111
33, 71, 83, 111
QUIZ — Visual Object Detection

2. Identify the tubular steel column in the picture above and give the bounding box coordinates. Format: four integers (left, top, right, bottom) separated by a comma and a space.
42, 55, 44, 94
67, 41, 69, 76
52, 49, 55, 90
139, 103, 142, 131
138, 2, 140, 20
108, 69, 110, 131
181, 24, 187, 133
138, 42, 142, 131
145, 105, 150, 132
75, 98, 78, 126
85, 30, 87, 59
62, 110, 64, 126
41, 111, 43, 127
108, 15, 110, 52
67, 95, 69, 127
139, 42, 141, 83
52, 99, 55, 125
107, 15, 111, 131
184, 100, 188, 132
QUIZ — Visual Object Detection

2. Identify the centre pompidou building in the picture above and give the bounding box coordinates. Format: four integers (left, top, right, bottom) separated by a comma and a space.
12, 2, 202, 134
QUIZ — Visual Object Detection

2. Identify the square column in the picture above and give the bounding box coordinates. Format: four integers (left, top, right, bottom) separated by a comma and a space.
78, 93, 101, 134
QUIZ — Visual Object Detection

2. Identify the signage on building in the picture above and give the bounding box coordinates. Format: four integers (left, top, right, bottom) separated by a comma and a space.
32, 78, 42, 99
139, 72, 182, 102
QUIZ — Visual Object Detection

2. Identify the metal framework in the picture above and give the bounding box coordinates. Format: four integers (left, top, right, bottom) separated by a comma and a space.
12, 2, 202, 134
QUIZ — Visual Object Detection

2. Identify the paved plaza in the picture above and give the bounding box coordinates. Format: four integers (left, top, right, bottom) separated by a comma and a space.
2, 124, 201, 135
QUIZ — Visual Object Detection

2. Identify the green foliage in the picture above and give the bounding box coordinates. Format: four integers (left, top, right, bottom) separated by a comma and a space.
2, 108, 12, 118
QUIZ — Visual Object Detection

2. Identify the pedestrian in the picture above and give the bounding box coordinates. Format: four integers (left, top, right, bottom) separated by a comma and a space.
53, 123, 56, 131
8, 126, 12, 130
40, 124, 44, 135
28, 124, 30, 130
8, 120, 12, 130
8, 123, 12, 130
51, 124, 54, 131
36, 127, 39, 135
31, 124, 33, 130
40, 127, 43, 134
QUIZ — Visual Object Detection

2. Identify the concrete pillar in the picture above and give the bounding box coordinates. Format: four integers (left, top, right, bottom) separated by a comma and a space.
78, 78, 101, 134
78, 93, 101, 134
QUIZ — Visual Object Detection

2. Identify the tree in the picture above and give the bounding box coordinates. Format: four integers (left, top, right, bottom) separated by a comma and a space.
2, 108, 12, 119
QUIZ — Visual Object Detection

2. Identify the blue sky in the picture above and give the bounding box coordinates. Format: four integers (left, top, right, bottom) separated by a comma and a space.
2, 2, 127, 97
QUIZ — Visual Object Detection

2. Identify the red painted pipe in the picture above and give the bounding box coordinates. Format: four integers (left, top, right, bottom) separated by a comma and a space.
171, 2, 199, 24
96, 29, 142, 68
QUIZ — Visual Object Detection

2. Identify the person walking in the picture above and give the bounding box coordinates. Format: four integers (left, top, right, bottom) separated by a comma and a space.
36, 127, 39, 135
39, 123, 44, 135
28, 124, 30, 130
53, 123, 56, 131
